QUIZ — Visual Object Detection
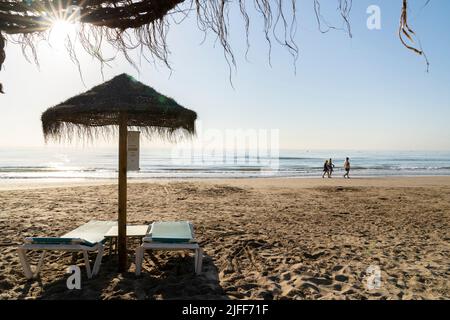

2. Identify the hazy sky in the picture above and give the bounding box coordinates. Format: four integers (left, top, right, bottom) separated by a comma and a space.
0, 0, 449, 151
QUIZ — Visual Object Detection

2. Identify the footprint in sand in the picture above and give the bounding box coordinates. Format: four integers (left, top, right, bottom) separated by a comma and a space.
335, 274, 349, 282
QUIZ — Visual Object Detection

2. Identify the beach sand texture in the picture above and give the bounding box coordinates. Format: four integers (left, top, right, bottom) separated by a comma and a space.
0, 177, 449, 299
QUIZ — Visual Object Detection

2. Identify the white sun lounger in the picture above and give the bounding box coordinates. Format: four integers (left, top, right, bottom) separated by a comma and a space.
17, 220, 116, 279
135, 221, 203, 275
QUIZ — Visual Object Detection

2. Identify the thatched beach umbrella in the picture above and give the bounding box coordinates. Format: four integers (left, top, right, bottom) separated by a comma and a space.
41, 73, 197, 271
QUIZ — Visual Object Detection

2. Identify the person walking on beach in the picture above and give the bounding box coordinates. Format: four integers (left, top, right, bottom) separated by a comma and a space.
328, 158, 335, 178
344, 157, 351, 179
322, 160, 329, 178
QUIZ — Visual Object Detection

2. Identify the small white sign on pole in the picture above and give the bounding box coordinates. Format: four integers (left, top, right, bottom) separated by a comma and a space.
127, 131, 140, 171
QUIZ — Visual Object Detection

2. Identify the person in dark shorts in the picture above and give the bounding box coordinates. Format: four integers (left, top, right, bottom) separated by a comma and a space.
328, 158, 335, 178
344, 157, 351, 178
322, 160, 329, 178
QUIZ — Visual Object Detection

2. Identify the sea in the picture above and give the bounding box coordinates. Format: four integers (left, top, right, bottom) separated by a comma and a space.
0, 147, 449, 181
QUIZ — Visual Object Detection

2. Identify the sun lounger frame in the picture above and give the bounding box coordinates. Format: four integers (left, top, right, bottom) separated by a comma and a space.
135, 222, 203, 275
17, 220, 116, 280
17, 243, 104, 279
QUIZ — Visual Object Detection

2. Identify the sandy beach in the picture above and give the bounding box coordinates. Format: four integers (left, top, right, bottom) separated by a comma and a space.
0, 176, 449, 300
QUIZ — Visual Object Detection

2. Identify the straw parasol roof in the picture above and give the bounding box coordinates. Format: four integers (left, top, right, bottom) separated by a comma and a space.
41, 73, 197, 141
41, 73, 197, 272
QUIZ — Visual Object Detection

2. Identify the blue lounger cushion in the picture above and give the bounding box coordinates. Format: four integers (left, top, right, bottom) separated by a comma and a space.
144, 221, 194, 243
24, 220, 117, 247
24, 237, 96, 246
62, 220, 116, 244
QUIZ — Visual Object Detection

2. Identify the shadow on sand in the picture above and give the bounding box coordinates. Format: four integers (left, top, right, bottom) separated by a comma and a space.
20, 252, 227, 300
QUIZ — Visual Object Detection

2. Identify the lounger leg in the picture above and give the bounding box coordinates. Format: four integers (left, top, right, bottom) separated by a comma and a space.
17, 248, 33, 279
195, 248, 203, 275
135, 246, 144, 276
82, 250, 92, 279
71, 252, 78, 264
35, 251, 46, 277
109, 238, 114, 256
92, 245, 104, 276
194, 249, 198, 273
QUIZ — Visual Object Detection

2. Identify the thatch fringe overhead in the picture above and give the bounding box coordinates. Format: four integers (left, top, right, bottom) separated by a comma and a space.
0, 0, 428, 87
0, 31, 4, 68
0, 0, 298, 73
399, 0, 429, 69
41, 73, 197, 142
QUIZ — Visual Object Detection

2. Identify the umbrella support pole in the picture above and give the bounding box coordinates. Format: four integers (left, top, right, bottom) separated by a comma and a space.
118, 112, 128, 272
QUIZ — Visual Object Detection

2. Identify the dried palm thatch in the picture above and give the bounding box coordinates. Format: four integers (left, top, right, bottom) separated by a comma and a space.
399, 0, 429, 69
0, 0, 429, 92
41, 73, 197, 141
0, 0, 298, 74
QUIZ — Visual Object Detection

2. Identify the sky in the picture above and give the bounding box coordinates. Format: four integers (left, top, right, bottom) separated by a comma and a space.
0, 0, 449, 151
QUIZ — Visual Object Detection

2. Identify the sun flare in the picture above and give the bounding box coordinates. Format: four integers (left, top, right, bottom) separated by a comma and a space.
49, 19, 78, 45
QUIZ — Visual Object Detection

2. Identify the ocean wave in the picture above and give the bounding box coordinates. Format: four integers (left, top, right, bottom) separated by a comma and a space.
1, 149, 450, 179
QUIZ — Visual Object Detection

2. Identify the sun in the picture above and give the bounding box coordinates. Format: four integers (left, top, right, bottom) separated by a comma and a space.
49, 19, 78, 46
